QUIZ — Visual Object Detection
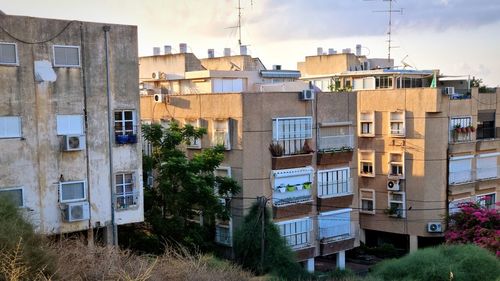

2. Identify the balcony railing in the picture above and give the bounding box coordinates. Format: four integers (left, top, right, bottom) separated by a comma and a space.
318, 135, 354, 151
114, 190, 140, 209
442, 88, 471, 100
318, 178, 352, 198
273, 183, 312, 206
449, 166, 499, 185
319, 224, 351, 242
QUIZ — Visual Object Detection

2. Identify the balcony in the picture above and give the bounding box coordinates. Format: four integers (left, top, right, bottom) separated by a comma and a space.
317, 135, 354, 165
449, 166, 499, 185
450, 127, 474, 144
270, 142, 314, 169
442, 87, 471, 100
273, 182, 313, 207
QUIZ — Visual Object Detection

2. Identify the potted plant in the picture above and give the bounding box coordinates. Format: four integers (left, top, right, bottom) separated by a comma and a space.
269, 143, 284, 157
296, 184, 303, 191
454, 124, 461, 133
277, 184, 286, 193
286, 184, 295, 192
384, 205, 401, 218
469, 125, 476, 132
303, 182, 312, 190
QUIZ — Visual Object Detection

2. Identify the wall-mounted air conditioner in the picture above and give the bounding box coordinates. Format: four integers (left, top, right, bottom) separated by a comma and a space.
63, 135, 85, 151
62, 201, 90, 222
299, 89, 314, 101
154, 93, 164, 103
387, 180, 400, 191
427, 222, 442, 233
152, 71, 166, 80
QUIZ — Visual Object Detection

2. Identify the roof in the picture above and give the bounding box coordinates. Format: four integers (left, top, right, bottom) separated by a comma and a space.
260, 70, 301, 79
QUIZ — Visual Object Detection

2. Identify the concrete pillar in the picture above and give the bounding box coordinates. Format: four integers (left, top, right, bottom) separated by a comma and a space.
359, 228, 366, 244
409, 235, 418, 253
305, 258, 315, 272
103, 225, 115, 245
336, 251, 346, 269
87, 228, 94, 248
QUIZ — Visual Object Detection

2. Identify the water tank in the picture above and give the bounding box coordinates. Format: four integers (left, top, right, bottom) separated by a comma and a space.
317, 47, 323, 56
224, 48, 231, 56
356, 44, 362, 56
208, 49, 215, 58
342, 48, 351, 54
179, 43, 187, 53
240, 45, 248, 55
328, 48, 336, 55
273, 65, 282, 70
153, 47, 161, 56
164, 45, 172, 55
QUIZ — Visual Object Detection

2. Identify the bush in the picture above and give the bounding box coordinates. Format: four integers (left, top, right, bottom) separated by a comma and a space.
0, 197, 54, 280
370, 244, 500, 281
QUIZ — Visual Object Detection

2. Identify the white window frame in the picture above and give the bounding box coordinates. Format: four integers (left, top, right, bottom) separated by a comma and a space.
389, 152, 405, 179
272, 116, 313, 155
476, 152, 499, 180
318, 209, 352, 241
318, 122, 354, 151
53, 45, 81, 67
115, 172, 138, 209
449, 116, 472, 143
215, 219, 232, 246
114, 110, 137, 136
0, 42, 19, 66
449, 197, 473, 215
0, 116, 22, 138
359, 150, 375, 177
359, 112, 375, 137
0, 187, 25, 208
449, 155, 473, 184
59, 180, 87, 203
56, 114, 84, 135
276, 217, 312, 249
476, 192, 496, 210
185, 119, 202, 149
360, 188, 375, 214
389, 111, 405, 137
272, 167, 314, 206
317, 167, 351, 198
212, 119, 231, 150
388, 191, 406, 218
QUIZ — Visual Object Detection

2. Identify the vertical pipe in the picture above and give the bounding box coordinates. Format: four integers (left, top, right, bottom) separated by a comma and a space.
103, 25, 117, 246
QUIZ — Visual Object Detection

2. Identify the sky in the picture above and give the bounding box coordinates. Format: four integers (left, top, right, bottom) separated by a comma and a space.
1, 0, 499, 86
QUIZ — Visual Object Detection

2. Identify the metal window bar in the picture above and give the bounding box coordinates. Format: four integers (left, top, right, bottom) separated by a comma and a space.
449, 117, 472, 143
215, 225, 231, 245
318, 169, 351, 197
318, 212, 351, 240
279, 219, 311, 249
319, 135, 353, 151
273, 117, 312, 155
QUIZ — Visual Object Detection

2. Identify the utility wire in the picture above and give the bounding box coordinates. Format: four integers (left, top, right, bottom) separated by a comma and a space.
0, 20, 76, 44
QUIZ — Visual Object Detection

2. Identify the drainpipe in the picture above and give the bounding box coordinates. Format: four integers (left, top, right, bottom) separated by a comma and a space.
103, 25, 117, 246
445, 148, 450, 230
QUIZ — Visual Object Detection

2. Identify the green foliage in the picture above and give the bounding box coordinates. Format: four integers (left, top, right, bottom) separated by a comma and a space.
370, 244, 500, 281
233, 202, 311, 280
140, 122, 240, 252
0, 197, 54, 279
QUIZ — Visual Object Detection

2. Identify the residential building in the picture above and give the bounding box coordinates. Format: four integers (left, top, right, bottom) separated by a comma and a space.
0, 14, 143, 243
139, 46, 360, 271
300, 48, 499, 251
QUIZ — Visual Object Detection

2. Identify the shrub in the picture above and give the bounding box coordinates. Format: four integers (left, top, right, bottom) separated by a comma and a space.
0, 197, 54, 280
370, 244, 500, 281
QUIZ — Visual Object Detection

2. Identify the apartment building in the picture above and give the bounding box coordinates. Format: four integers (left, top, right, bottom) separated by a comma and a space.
300, 48, 499, 251
0, 14, 143, 243
139, 46, 360, 271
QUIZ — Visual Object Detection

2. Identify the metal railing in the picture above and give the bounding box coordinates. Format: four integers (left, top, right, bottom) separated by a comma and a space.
318, 178, 352, 198
114, 190, 140, 209
318, 135, 354, 151
273, 186, 312, 206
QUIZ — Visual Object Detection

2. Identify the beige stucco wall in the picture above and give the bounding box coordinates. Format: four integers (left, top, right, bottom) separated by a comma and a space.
298, 53, 362, 76
200, 55, 265, 71
0, 15, 143, 234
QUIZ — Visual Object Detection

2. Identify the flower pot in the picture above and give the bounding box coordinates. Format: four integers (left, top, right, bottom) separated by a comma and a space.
286, 185, 295, 192
303, 183, 311, 190
278, 187, 286, 193
127, 134, 138, 144
470, 126, 475, 132
296, 186, 303, 191
115, 134, 129, 144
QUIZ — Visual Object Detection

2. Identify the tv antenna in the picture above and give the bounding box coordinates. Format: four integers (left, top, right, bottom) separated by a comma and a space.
228, 0, 254, 47
371, 0, 403, 64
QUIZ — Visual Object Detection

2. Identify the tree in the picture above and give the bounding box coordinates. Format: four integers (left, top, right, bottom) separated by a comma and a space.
233, 200, 310, 280
445, 201, 499, 256
141, 122, 240, 251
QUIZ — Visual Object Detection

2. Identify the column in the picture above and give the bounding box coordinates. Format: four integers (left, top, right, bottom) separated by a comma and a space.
305, 258, 315, 272
409, 235, 418, 253
336, 251, 346, 269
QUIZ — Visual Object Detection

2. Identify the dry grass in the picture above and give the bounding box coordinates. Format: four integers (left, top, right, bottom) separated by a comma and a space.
49, 239, 253, 281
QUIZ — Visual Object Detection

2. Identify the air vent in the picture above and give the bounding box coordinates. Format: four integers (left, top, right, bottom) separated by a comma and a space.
299, 89, 314, 101
63, 135, 85, 151
427, 222, 442, 233
62, 201, 90, 222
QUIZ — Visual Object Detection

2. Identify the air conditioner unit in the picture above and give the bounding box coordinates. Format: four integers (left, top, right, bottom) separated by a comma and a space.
62, 201, 90, 222
153, 93, 164, 103
152, 71, 166, 80
63, 135, 85, 151
444, 87, 455, 95
387, 180, 400, 191
427, 222, 443, 233
299, 89, 314, 101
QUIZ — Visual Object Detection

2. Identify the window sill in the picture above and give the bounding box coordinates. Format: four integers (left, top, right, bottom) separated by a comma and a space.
359, 134, 375, 138
359, 173, 375, 178
360, 210, 375, 215
318, 192, 353, 199
115, 204, 139, 211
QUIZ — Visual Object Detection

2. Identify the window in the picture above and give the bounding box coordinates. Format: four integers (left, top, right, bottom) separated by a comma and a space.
212, 119, 231, 150
359, 151, 375, 177
0, 187, 24, 207
56, 115, 84, 135
277, 218, 312, 249
353, 77, 375, 90
477, 193, 496, 210
318, 168, 351, 197
389, 111, 405, 136
449, 155, 473, 184
477, 111, 495, 139
0, 42, 18, 65
318, 209, 351, 241
212, 78, 244, 93
59, 181, 86, 203
141, 121, 153, 157
114, 110, 136, 136
450, 117, 472, 143
273, 117, 313, 155
214, 166, 232, 203
53, 45, 80, 67
185, 119, 202, 149
476, 153, 499, 180
115, 173, 138, 209
449, 197, 473, 215
273, 167, 313, 206
376, 76, 393, 89
318, 123, 353, 151
215, 221, 232, 246
0, 116, 21, 138
359, 112, 374, 136
388, 192, 406, 218
389, 153, 404, 178
360, 189, 375, 214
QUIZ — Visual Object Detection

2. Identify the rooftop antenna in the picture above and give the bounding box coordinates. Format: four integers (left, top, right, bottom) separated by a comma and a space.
228, 0, 254, 47
371, 0, 403, 64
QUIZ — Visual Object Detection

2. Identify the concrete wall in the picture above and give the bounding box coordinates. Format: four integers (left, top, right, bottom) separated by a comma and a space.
0, 15, 143, 234
298, 53, 362, 76
200, 55, 265, 71
139, 53, 204, 80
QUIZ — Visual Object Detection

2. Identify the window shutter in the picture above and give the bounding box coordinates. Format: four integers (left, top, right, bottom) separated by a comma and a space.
0, 43, 17, 64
